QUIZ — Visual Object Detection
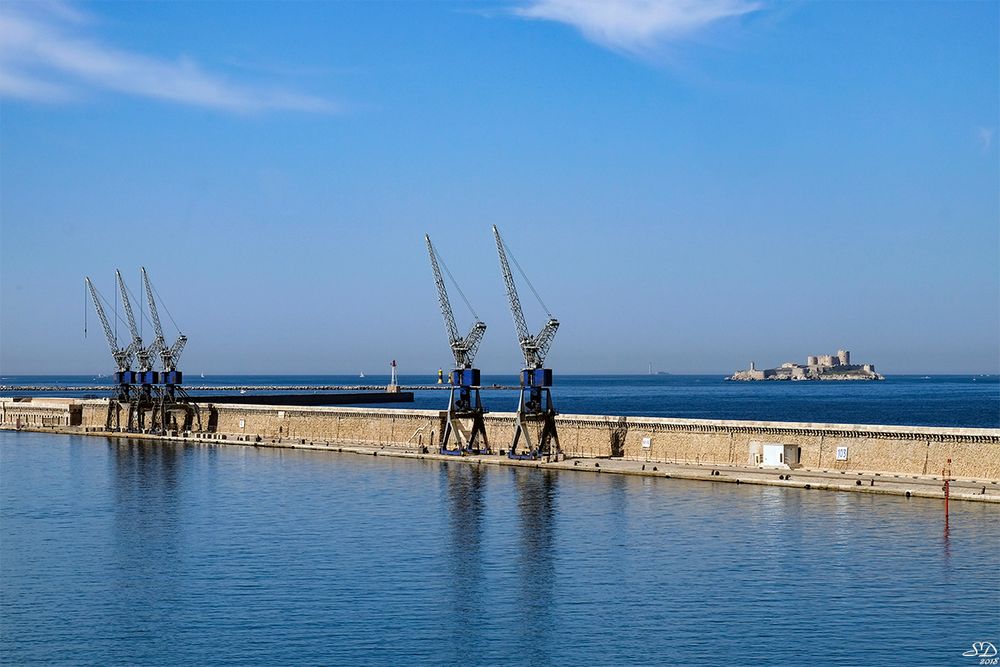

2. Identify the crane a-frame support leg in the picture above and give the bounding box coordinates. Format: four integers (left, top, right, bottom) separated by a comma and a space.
508, 385, 560, 461
148, 383, 199, 435
439, 385, 489, 456
107, 383, 130, 430
126, 384, 156, 432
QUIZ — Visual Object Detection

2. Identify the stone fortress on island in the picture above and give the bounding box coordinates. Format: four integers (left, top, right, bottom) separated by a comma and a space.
729, 349, 884, 381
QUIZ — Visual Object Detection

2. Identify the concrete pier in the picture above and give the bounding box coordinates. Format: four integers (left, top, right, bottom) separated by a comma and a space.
3, 397, 998, 502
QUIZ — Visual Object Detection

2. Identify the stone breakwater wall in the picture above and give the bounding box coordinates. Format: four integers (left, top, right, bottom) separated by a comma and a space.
2, 398, 999, 480
0, 398, 82, 428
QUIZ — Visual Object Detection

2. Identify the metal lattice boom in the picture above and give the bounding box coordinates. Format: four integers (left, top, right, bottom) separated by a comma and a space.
141, 267, 187, 371
85, 277, 134, 372
425, 234, 486, 369
116, 270, 154, 372
492, 225, 558, 369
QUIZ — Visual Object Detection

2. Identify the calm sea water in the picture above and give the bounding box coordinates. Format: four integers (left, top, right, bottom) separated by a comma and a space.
1, 431, 998, 666
3, 374, 998, 427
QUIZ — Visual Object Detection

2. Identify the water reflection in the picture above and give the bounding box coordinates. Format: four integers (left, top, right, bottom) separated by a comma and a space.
109, 438, 183, 566
513, 467, 557, 667
442, 461, 486, 663
92, 438, 188, 660
942, 512, 951, 563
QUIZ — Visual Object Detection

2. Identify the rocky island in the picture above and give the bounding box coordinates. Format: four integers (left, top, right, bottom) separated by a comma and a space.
728, 349, 884, 381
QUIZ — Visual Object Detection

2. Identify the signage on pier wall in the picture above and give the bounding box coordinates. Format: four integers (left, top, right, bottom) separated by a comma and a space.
836, 447, 849, 461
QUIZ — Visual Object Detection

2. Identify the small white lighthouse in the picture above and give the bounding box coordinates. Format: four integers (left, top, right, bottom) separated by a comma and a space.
388, 359, 399, 393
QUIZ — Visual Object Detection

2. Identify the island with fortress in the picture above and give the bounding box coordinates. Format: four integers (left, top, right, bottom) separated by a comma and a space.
728, 349, 884, 381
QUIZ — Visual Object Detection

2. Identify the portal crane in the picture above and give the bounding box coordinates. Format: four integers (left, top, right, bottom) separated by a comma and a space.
116, 270, 157, 430
85, 276, 135, 403
141, 267, 196, 433
142, 267, 187, 396
493, 225, 560, 460
426, 234, 489, 455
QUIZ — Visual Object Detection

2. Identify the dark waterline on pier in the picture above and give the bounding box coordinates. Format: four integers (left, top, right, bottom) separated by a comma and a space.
1, 431, 998, 666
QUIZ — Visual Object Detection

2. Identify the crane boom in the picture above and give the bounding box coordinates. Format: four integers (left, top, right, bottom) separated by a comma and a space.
169, 336, 187, 366
426, 234, 486, 369
141, 267, 187, 371
86, 277, 133, 371
426, 235, 461, 349
493, 225, 531, 348
116, 270, 140, 344
533, 318, 559, 365
462, 321, 487, 366
116, 270, 154, 372
492, 225, 558, 369
141, 266, 165, 357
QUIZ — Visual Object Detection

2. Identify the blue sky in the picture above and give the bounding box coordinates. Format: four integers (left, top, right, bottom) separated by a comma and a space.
1, 0, 997, 375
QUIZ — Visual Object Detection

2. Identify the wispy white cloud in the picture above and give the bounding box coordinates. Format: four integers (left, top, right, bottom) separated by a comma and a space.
512, 0, 761, 55
977, 127, 995, 153
0, 1, 336, 112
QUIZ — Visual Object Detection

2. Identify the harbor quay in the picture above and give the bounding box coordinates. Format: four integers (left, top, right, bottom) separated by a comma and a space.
3, 397, 998, 503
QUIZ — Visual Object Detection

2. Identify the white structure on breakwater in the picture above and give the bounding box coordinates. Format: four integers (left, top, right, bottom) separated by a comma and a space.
730, 350, 883, 381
